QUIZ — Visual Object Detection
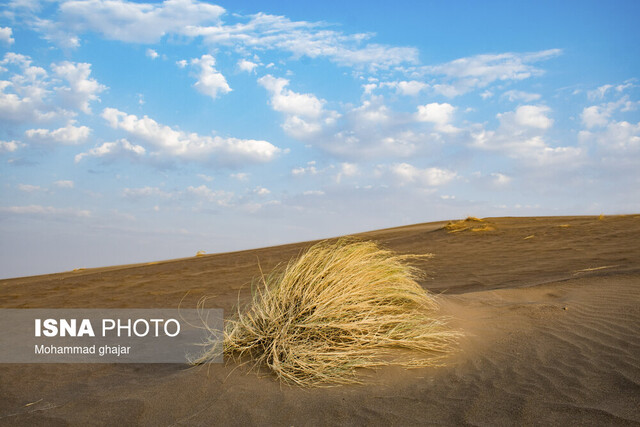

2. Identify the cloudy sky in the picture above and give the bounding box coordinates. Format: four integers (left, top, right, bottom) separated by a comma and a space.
1, 0, 639, 278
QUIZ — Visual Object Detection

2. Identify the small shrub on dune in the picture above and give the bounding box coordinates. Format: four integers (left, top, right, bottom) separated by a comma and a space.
445, 216, 494, 233
193, 239, 460, 386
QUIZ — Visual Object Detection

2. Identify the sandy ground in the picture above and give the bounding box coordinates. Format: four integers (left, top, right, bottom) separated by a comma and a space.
0, 215, 639, 425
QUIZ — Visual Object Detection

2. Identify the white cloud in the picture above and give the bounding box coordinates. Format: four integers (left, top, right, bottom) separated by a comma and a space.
480, 90, 494, 99
472, 105, 582, 167
253, 186, 270, 196
0, 204, 90, 218
0, 56, 103, 124
53, 180, 74, 188
238, 59, 257, 73
52, 61, 106, 113
101, 107, 280, 166
258, 74, 338, 139
500, 105, 553, 130
491, 173, 511, 185
580, 120, 640, 154
190, 54, 231, 99
17, 183, 42, 192
197, 174, 214, 182
37, 1, 417, 70
298, 96, 452, 159
74, 138, 146, 163
292, 161, 319, 176
176, 59, 188, 68
259, 75, 323, 118
146, 48, 159, 59
581, 105, 610, 129
56, 0, 225, 44
415, 102, 458, 133
389, 163, 457, 187
185, 12, 419, 70
382, 80, 428, 96
123, 186, 171, 199
0, 140, 22, 153
336, 162, 358, 183
421, 49, 562, 97
501, 90, 541, 102
25, 121, 91, 145
0, 53, 65, 123
587, 81, 634, 100
0, 27, 14, 45
186, 185, 234, 206
362, 83, 377, 95
231, 172, 249, 181
581, 96, 637, 129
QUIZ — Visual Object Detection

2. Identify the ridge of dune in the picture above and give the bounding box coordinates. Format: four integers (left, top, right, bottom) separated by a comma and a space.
1, 215, 639, 424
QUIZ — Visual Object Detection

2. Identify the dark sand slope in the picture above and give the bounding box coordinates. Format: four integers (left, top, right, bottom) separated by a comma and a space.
1, 215, 639, 425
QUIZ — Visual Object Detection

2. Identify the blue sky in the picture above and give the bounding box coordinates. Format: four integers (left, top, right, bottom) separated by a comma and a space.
1, 0, 639, 279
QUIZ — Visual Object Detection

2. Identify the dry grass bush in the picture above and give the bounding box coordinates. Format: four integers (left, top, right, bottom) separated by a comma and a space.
445, 217, 495, 233
193, 239, 460, 386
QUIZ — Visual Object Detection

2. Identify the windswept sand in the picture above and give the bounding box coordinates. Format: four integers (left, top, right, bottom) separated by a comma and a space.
1, 215, 639, 425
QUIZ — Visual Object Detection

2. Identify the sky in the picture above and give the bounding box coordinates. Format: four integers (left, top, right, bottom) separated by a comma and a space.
1, 0, 639, 279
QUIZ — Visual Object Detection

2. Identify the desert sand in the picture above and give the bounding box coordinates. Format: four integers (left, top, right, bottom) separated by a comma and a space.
1, 215, 639, 425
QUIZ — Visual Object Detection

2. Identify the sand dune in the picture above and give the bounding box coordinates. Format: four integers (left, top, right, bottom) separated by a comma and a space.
1, 215, 639, 425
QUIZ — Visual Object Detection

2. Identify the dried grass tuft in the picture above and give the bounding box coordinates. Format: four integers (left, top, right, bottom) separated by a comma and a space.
445, 217, 494, 233
193, 238, 460, 386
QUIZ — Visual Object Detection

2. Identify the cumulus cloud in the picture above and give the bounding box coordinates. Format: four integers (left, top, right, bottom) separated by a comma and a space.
580, 120, 640, 155
335, 162, 359, 183
582, 105, 610, 129
231, 172, 249, 181
290, 94, 461, 159
259, 75, 323, 117
258, 74, 338, 139
56, 0, 225, 43
471, 105, 582, 166
0, 27, 15, 45
238, 59, 258, 73
52, 61, 106, 113
0, 54, 105, 127
381, 80, 428, 96
581, 96, 637, 129
389, 162, 457, 187
415, 102, 458, 133
146, 48, 159, 59
420, 49, 562, 97
253, 186, 270, 196
501, 90, 541, 102
101, 107, 280, 166
190, 54, 231, 99
123, 186, 171, 199
491, 172, 511, 186
291, 161, 318, 176
53, 180, 74, 188
0, 53, 56, 123
25, 121, 91, 145
510, 105, 553, 129
74, 138, 145, 163
17, 183, 42, 192
0, 140, 23, 153
186, 185, 234, 206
